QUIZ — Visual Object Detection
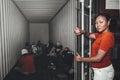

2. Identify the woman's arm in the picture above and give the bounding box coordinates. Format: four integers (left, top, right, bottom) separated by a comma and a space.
74, 49, 106, 62
74, 27, 96, 39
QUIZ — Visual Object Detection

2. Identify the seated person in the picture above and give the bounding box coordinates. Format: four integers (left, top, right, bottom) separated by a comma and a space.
54, 41, 63, 55
15, 49, 35, 75
36, 40, 43, 55
46, 40, 54, 54
47, 47, 56, 57
61, 47, 74, 66
31, 44, 38, 54
61, 47, 74, 79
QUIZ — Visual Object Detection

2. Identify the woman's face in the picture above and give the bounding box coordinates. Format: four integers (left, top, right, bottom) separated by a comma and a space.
95, 16, 110, 33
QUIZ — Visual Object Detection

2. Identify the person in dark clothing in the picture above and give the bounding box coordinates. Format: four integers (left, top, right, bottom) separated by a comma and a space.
61, 47, 74, 80
46, 40, 54, 54
24, 42, 32, 53
36, 40, 43, 55
54, 41, 63, 55
61, 47, 74, 66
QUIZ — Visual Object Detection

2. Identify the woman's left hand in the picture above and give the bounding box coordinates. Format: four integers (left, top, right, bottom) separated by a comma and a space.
74, 27, 82, 35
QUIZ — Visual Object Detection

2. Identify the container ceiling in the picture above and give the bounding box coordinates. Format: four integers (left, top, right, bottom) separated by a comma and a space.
13, 0, 69, 23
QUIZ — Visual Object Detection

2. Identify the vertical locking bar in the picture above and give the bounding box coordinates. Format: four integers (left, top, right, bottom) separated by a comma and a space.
80, 0, 85, 80
89, 0, 92, 80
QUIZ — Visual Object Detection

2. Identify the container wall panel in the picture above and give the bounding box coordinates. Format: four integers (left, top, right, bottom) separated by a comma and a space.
49, 0, 77, 51
0, 0, 29, 79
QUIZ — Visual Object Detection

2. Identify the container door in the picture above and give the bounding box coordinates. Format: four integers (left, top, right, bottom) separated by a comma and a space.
76, 0, 93, 80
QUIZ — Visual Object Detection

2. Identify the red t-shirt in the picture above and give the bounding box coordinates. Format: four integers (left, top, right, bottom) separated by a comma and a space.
19, 54, 35, 73
91, 32, 114, 68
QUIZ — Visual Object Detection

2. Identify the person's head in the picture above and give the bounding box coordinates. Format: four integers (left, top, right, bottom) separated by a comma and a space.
95, 13, 111, 33
64, 47, 70, 51
37, 40, 41, 44
21, 49, 28, 55
56, 41, 61, 46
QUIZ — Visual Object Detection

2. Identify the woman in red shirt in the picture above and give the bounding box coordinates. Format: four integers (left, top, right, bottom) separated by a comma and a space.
74, 13, 115, 80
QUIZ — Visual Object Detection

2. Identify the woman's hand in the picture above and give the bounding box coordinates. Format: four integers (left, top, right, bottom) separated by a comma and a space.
74, 27, 84, 35
74, 53, 82, 62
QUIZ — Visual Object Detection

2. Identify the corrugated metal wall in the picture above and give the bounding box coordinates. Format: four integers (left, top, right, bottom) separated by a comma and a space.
0, 0, 29, 79
49, 0, 77, 51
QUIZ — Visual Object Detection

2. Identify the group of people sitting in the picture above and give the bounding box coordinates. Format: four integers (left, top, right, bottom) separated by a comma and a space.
15, 40, 74, 80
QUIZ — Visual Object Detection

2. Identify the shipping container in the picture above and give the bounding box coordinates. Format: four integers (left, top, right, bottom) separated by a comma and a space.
0, 0, 119, 80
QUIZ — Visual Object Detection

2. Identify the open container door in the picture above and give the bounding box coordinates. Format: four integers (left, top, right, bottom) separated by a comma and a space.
76, 0, 93, 80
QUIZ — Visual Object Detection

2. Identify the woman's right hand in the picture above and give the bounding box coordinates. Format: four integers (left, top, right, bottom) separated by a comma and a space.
74, 53, 82, 62
74, 27, 83, 35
